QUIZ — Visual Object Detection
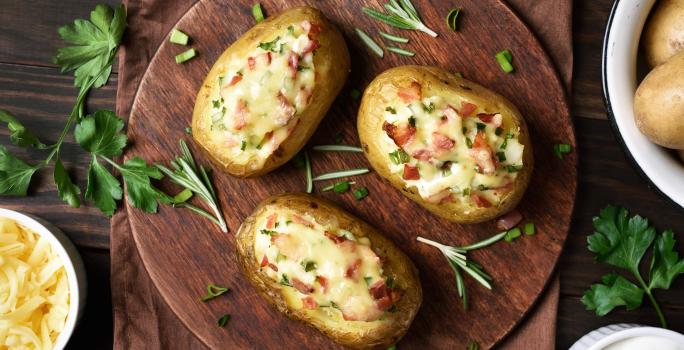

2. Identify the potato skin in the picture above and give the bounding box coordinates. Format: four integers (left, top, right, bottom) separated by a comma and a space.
358, 65, 533, 224
235, 193, 422, 349
634, 51, 684, 149
642, 0, 684, 68
192, 6, 350, 177
678, 149, 684, 162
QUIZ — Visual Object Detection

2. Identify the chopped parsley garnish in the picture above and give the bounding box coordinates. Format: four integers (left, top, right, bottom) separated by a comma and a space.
442, 168, 452, 177
496, 151, 506, 162
287, 25, 295, 36
353, 187, 369, 200
477, 184, 489, 191
408, 116, 416, 127
476, 122, 486, 130
423, 102, 435, 113
364, 276, 373, 286
217, 314, 230, 327
389, 149, 410, 165
279, 274, 292, 286
296, 65, 310, 71
462, 126, 467, 134
260, 229, 276, 235
462, 188, 471, 196
385, 106, 397, 114
495, 127, 503, 136
212, 99, 221, 109
500, 132, 513, 149
240, 141, 247, 151
465, 137, 473, 148
285, 220, 292, 225
303, 261, 317, 272
257, 36, 281, 52
554, 143, 573, 159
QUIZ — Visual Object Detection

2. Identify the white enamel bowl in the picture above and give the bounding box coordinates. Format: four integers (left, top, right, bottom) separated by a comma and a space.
570, 324, 684, 350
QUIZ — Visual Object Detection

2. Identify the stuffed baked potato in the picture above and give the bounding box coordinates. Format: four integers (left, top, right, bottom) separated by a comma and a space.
235, 193, 422, 349
358, 66, 533, 224
192, 6, 350, 177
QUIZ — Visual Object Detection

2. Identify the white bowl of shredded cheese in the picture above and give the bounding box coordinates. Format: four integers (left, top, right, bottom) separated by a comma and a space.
0, 208, 86, 350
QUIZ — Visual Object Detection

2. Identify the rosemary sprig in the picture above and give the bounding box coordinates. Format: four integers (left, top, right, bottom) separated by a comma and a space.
417, 231, 507, 309
312, 145, 363, 153
355, 28, 384, 57
312, 168, 370, 181
155, 140, 228, 232
362, 0, 438, 38
304, 151, 313, 193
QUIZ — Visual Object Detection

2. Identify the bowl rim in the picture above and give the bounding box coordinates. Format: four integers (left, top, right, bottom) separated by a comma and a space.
601, 0, 684, 212
587, 326, 684, 350
0, 208, 84, 349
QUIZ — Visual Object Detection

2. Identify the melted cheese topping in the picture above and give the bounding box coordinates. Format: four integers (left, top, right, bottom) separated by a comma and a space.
0, 218, 69, 350
199, 21, 319, 170
381, 92, 524, 207
254, 209, 398, 322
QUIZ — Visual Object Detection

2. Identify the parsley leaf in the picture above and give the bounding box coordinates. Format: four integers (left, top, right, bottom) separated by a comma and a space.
581, 273, 644, 316
0, 146, 39, 196
85, 158, 122, 217
119, 156, 164, 213
649, 230, 684, 290
74, 110, 127, 156
0, 109, 46, 149
54, 157, 81, 207
54, 4, 126, 88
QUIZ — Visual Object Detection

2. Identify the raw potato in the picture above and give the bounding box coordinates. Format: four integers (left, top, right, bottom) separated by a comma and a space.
642, 0, 684, 68
192, 6, 350, 177
634, 51, 684, 149
358, 65, 533, 224
235, 193, 422, 349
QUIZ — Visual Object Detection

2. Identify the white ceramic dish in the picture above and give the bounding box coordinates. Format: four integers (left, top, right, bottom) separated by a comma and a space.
0, 208, 87, 350
570, 323, 684, 350
602, 0, 684, 209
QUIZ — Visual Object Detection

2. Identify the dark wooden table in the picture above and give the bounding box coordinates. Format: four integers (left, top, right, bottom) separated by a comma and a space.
1, 0, 682, 348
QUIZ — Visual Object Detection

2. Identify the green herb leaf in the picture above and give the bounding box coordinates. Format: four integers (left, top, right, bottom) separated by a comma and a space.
379, 31, 409, 43
353, 187, 369, 200
303, 261, 317, 272
648, 230, 684, 290
75, 110, 127, 157
54, 158, 81, 208
0, 109, 46, 149
175, 48, 197, 64
504, 227, 521, 242
554, 143, 573, 159
524, 222, 535, 236
467, 340, 479, 350
581, 273, 644, 316
258, 36, 281, 52
85, 158, 122, 216
495, 49, 514, 73
201, 283, 230, 301
389, 149, 410, 165
355, 28, 384, 57
0, 146, 39, 196
362, 0, 438, 37
217, 314, 231, 327
252, 3, 265, 23
119, 156, 164, 213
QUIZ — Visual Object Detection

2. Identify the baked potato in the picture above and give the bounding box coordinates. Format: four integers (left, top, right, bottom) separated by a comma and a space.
634, 50, 684, 149
358, 66, 533, 224
235, 193, 422, 349
642, 0, 684, 68
192, 6, 350, 177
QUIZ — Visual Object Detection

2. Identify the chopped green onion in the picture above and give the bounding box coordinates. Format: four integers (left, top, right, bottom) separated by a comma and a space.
379, 31, 409, 43
322, 181, 356, 192
362, 0, 438, 37
334, 181, 352, 193
313, 168, 369, 181
312, 145, 363, 153
252, 3, 264, 23
240, 141, 247, 151
353, 187, 369, 200
184, 127, 192, 134
388, 346, 397, 350
355, 28, 384, 57
170, 29, 189, 45
524, 222, 536, 235
553, 143, 573, 159
467, 341, 479, 350
495, 49, 514, 73
446, 8, 461, 31
504, 227, 522, 242
172, 188, 193, 204
304, 151, 313, 193
217, 314, 230, 327
454, 72, 463, 78
201, 284, 230, 302
175, 48, 197, 64
350, 89, 362, 100
389, 149, 410, 165
387, 46, 415, 57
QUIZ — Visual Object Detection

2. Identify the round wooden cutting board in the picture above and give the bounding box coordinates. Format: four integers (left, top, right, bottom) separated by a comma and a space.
125, 0, 576, 348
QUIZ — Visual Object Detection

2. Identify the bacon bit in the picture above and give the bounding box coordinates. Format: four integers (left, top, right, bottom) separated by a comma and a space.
325, 230, 347, 244
295, 87, 313, 109
227, 75, 242, 86
266, 214, 278, 229
402, 164, 420, 180
345, 259, 363, 280
477, 113, 496, 123
287, 51, 300, 78
411, 149, 433, 161
471, 193, 492, 208
260, 255, 269, 268
369, 281, 388, 300
302, 20, 323, 39
301, 296, 317, 309
426, 189, 453, 204
382, 121, 416, 147
247, 56, 256, 70
470, 132, 496, 174
292, 214, 313, 228
301, 39, 320, 55
316, 276, 328, 293
432, 132, 456, 150
376, 295, 394, 311
275, 92, 296, 126
292, 278, 314, 294
233, 99, 249, 130
457, 102, 477, 117
397, 81, 422, 103
472, 131, 488, 148
496, 209, 523, 231
268, 263, 279, 272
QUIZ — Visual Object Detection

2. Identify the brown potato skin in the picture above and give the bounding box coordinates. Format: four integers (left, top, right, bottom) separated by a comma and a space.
643, 0, 684, 68
192, 6, 350, 177
678, 149, 684, 163
634, 51, 684, 149
235, 193, 422, 349
358, 65, 533, 224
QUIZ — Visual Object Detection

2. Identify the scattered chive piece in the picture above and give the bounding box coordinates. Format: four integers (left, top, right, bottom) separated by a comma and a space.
184, 127, 192, 134
467, 341, 479, 350
175, 48, 197, 64
389, 149, 410, 165
361, 0, 438, 37
217, 314, 230, 327
240, 141, 247, 151
355, 28, 384, 57
454, 72, 463, 78
495, 49, 514, 73
334, 132, 344, 144
333, 181, 352, 193
201, 284, 230, 302
524, 222, 536, 235
553, 143, 573, 159
387, 46, 415, 57
172, 188, 193, 204
312, 145, 363, 153
252, 3, 264, 23
387, 346, 397, 350
504, 227, 522, 242
313, 168, 369, 181
350, 89, 362, 100
446, 8, 461, 31
322, 181, 356, 192
170, 28, 189, 45
379, 31, 409, 43
304, 151, 313, 193
353, 187, 369, 200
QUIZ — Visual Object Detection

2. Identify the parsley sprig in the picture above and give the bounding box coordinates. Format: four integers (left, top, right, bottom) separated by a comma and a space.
581, 205, 684, 328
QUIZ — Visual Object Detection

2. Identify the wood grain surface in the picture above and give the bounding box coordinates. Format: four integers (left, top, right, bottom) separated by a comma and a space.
124, 0, 576, 348
1, 0, 684, 349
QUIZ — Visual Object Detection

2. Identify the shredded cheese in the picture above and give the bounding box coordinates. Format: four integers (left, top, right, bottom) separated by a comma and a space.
0, 218, 69, 350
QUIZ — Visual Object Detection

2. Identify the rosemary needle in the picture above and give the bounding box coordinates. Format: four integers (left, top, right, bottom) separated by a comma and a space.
362, 0, 438, 37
